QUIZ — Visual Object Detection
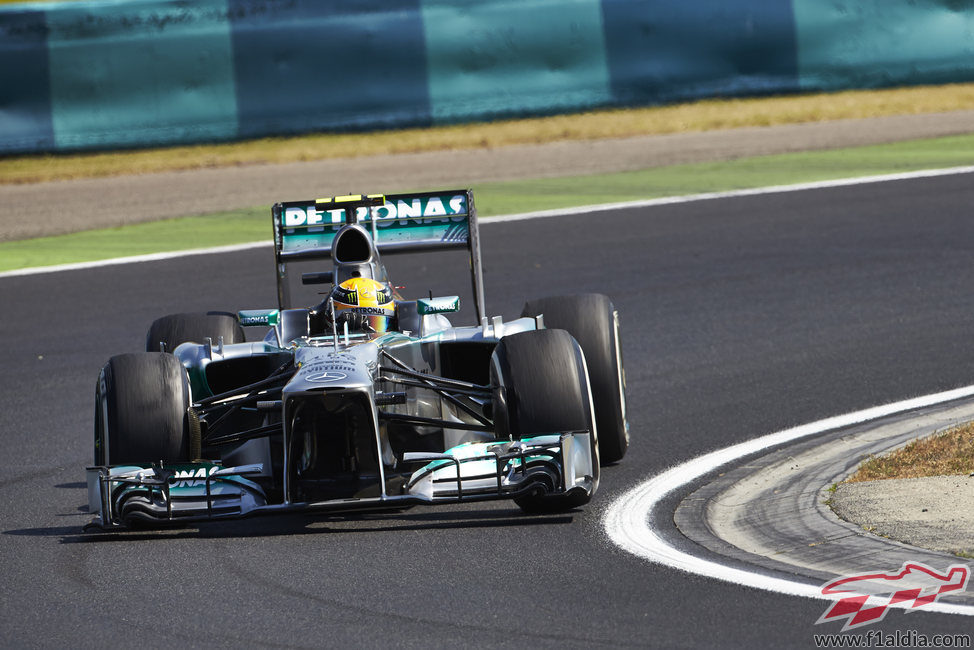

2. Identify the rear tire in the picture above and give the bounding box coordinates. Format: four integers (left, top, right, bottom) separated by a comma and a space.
94, 353, 194, 465
490, 329, 599, 513
145, 312, 244, 353
522, 294, 629, 464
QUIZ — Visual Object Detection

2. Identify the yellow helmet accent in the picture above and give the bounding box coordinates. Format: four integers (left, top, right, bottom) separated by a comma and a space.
333, 276, 393, 314
331, 278, 395, 335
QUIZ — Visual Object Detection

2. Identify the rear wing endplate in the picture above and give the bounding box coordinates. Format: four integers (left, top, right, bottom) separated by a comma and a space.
272, 189, 485, 321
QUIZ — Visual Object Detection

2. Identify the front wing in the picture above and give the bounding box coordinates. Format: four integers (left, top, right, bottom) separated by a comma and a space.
85, 433, 595, 530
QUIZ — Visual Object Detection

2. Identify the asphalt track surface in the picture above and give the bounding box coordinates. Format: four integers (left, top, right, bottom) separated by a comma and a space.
3, 172, 974, 647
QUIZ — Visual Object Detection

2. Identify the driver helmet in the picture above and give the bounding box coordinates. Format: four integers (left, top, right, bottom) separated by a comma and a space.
331, 277, 395, 335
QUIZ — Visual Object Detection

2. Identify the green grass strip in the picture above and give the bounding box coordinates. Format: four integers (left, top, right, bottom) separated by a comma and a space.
473, 133, 974, 215
1, 209, 270, 272
2, 133, 973, 273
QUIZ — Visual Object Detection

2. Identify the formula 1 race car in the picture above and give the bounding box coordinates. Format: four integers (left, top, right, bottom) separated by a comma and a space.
85, 190, 628, 530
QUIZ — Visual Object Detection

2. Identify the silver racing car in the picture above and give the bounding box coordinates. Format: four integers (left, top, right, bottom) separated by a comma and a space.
86, 190, 628, 530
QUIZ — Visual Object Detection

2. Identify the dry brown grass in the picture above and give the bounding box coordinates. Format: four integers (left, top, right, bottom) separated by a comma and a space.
3, 82, 974, 185
847, 422, 974, 482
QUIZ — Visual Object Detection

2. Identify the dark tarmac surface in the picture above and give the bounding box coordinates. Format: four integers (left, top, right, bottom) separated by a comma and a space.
3, 172, 974, 646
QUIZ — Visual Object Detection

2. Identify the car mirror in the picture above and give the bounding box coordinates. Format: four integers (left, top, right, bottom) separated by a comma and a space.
301, 271, 333, 285
238, 309, 280, 327
417, 296, 460, 315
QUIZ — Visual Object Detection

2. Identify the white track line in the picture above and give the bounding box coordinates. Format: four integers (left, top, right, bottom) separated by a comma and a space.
3, 165, 973, 280
603, 384, 974, 616
487, 165, 974, 224
0, 241, 270, 279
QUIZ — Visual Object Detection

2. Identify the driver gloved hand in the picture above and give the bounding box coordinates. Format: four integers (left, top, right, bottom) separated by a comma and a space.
337, 312, 371, 332
309, 300, 334, 335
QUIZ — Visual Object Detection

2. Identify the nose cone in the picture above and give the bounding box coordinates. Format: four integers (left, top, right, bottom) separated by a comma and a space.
288, 346, 376, 393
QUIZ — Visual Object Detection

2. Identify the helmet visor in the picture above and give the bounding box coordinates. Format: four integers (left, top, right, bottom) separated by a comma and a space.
336, 309, 393, 335
365, 314, 391, 334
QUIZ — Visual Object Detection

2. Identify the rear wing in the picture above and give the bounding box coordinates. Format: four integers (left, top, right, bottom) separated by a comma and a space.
272, 189, 486, 321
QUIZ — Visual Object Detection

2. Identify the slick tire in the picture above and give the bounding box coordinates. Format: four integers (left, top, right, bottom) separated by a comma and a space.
490, 329, 599, 514
145, 312, 244, 353
94, 353, 195, 465
522, 294, 629, 464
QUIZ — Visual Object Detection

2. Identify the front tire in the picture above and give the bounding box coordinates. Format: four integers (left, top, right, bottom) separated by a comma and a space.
94, 353, 195, 465
522, 294, 629, 464
490, 329, 599, 513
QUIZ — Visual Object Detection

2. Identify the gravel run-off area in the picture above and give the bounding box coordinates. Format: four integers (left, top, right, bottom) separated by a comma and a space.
2, 110, 974, 241
832, 476, 974, 555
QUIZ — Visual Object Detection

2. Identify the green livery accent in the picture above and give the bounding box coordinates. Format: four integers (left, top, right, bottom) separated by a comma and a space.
282, 192, 468, 230
109, 463, 264, 495
276, 190, 471, 259
419, 436, 561, 472
417, 296, 460, 315
185, 363, 210, 399
238, 309, 280, 327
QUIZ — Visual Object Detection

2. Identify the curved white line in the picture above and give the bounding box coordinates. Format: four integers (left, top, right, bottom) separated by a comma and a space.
3, 165, 973, 280
603, 384, 974, 617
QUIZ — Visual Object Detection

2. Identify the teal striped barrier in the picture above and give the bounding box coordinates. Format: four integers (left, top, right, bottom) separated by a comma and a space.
793, 0, 974, 90
0, 0, 971, 154
46, 0, 237, 150
421, 0, 612, 122
0, 9, 53, 152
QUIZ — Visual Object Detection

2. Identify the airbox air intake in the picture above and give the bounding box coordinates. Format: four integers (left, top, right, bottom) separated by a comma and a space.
333, 226, 373, 264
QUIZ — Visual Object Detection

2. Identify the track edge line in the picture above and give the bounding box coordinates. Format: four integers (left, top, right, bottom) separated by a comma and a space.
602, 384, 974, 616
